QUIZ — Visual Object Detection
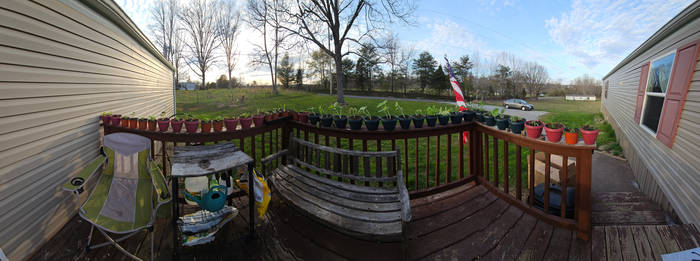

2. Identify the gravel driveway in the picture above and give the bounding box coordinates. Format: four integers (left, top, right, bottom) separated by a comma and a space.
334, 94, 548, 120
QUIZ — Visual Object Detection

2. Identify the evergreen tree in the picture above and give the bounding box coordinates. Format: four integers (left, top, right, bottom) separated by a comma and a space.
412, 51, 437, 94
355, 44, 380, 92
431, 65, 449, 94
452, 55, 474, 99
277, 53, 294, 89
295, 67, 304, 90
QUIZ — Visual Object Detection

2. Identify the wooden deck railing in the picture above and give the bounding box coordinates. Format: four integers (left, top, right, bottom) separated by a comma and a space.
103, 116, 593, 240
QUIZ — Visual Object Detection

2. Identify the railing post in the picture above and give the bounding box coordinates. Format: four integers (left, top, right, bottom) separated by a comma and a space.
575, 150, 592, 240
281, 125, 291, 165
468, 128, 481, 178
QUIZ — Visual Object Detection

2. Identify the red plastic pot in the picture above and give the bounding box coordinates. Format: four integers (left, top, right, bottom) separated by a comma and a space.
157, 119, 170, 132
171, 119, 184, 133
129, 118, 138, 129
564, 131, 578, 145
111, 115, 122, 126
297, 112, 309, 123
147, 120, 157, 131
224, 118, 239, 131
213, 120, 223, 132
280, 111, 290, 118
185, 120, 200, 133
200, 121, 212, 133
252, 115, 264, 127
100, 115, 110, 125
240, 117, 252, 129
581, 128, 600, 145
138, 119, 148, 130
544, 124, 564, 143
525, 120, 544, 139
121, 118, 129, 127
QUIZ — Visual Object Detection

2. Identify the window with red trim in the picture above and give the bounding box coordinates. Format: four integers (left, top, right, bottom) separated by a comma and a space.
639, 52, 675, 134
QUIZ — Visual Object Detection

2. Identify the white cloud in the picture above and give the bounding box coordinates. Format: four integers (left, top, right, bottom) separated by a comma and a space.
414, 18, 488, 59
546, 0, 693, 69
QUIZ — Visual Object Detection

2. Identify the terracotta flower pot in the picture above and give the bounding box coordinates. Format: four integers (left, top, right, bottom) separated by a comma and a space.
544, 123, 564, 143
200, 121, 212, 133
291, 111, 299, 121
224, 118, 239, 131
252, 115, 265, 127
240, 117, 252, 129
147, 120, 157, 131
297, 112, 309, 123
581, 127, 600, 145
564, 131, 578, 145
111, 115, 121, 126
280, 111, 290, 118
100, 115, 110, 125
185, 119, 200, 133
525, 120, 544, 139
121, 118, 129, 127
138, 119, 148, 130
157, 119, 170, 132
213, 120, 223, 132
129, 118, 138, 129
171, 119, 183, 133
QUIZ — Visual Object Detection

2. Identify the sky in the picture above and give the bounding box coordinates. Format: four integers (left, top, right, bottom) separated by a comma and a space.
115, 0, 694, 84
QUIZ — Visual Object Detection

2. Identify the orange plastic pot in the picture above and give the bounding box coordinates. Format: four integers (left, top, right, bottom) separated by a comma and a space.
213, 120, 223, 132
129, 118, 138, 129
564, 131, 578, 145
121, 118, 129, 127
138, 119, 148, 130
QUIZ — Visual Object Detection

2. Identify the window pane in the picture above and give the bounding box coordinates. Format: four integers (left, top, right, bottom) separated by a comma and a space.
646, 53, 675, 93
642, 96, 665, 132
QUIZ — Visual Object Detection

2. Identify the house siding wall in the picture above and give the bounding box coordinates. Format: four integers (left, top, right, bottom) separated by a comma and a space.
602, 8, 700, 225
0, 0, 173, 260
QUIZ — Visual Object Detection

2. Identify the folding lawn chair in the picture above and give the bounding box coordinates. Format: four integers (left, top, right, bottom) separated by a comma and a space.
63, 132, 171, 260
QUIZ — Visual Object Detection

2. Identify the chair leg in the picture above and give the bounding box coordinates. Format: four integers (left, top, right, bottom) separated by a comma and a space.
402, 222, 408, 261
95, 228, 143, 261
86, 224, 94, 252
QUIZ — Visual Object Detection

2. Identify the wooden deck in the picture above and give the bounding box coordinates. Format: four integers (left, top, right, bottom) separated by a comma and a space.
30, 183, 700, 261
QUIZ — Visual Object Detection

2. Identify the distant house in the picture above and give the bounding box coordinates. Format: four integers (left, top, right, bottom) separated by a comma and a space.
0, 1, 174, 260
178, 82, 197, 90
565, 95, 597, 101
602, 2, 700, 225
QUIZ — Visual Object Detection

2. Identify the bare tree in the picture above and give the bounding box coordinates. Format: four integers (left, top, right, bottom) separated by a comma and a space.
382, 33, 400, 93
247, 0, 291, 95
150, 0, 179, 62
172, 29, 186, 85
571, 74, 602, 97
180, 0, 220, 91
280, 0, 415, 104
216, 0, 241, 89
522, 62, 549, 98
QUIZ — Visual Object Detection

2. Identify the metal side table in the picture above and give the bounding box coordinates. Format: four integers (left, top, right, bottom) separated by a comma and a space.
170, 142, 255, 260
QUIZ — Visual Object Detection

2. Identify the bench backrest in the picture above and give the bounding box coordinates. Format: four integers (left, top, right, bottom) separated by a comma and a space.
287, 136, 403, 189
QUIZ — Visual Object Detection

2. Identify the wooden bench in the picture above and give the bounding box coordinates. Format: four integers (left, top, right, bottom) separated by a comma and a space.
262, 136, 411, 256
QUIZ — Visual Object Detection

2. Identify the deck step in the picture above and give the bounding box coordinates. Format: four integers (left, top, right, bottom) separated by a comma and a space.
592, 192, 669, 226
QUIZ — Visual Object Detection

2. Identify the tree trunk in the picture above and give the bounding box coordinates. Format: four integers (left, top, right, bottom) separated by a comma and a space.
334, 55, 345, 105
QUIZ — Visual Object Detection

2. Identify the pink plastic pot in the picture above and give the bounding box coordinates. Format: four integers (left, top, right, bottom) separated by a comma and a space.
185, 119, 200, 134
224, 118, 239, 131
581, 128, 600, 145
171, 119, 183, 133
157, 119, 170, 132
111, 115, 122, 126
100, 115, 110, 125
544, 124, 564, 143
525, 120, 544, 139
252, 115, 265, 127
240, 117, 252, 129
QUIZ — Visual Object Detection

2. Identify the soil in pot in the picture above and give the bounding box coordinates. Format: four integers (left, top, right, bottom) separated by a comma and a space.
495, 118, 508, 130
240, 117, 252, 129
510, 119, 525, 134
171, 119, 184, 133
157, 119, 170, 132
564, 128, 579, 145
348, 116, 363, 130
484, 115, 496, 126
398, 116, 411, 129
544, 123, 564, 143
147, 120, 157, 131
450, 113, 463, 124
200, 121, 212, 133
426, 115, 437, 127
252, 114, 265, 127
462, 111, 475, 122
412, 116, 425, 128
320, 115, 333, 128
224, 118, 238, 131
525, 120, 543, 139
213, 120, 224, 132
138, 119, 148, 130
365, 116, 380, 131
580, 125, 600, 145
381, 116, 398, 131
333, 116, 348, 129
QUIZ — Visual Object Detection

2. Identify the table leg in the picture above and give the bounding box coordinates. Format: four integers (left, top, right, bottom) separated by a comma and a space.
248, 162, 255, 240
172, 177, 179, 260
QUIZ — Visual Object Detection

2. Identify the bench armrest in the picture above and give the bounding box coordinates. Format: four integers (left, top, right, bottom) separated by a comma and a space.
63, 154, 107, 195
396, 171, 412, 222
149, 161, 171, 203
261, 149, 288, 166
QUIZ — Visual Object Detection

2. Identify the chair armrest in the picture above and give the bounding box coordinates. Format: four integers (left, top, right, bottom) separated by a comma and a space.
261, 149, 288, 166
63, 154, 107, 195
149, 161, 171, 202
396, 171, 412, 222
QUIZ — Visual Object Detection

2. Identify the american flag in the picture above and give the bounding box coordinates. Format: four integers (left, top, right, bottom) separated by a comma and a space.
444, 57, 469, 142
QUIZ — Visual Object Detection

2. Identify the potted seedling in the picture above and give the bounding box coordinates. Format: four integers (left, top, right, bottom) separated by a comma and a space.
395, 102, 411, 130
509, 116, 525, 134
111, 113, 122, 126
544, 122, 564, 142
450, 107, 463, 124
564, 126, 579, 145
437, 107, 451, 125
475, 103, 486, 123
484, 108, 497, 126
157, 112, 170, 132
347, 107, 365, 130
239, 113, 252, 129
330, 102, 347, 129
185, 116, 200, 134
580, 125, 600, 145
121, 115, 130, 128
364, 107, 380, 131
462, 107, 475, 122
525, 120, 544, 139
200, 117, 212, 133
413, 109, 425, 128
279, 104, 290, 118
377, 100, 397, 131
495, 109, 508, 130
224, 116, 238, 131
147, 116, 157, 131
425, 106, 438, 127
138, 117, 148, 130
213, 116, 224, 132
296, 108, 309, 123
320, 105, 334, 128
129, 112, 138, 128
308, 107, 320, 126
252, 109, 265, 127
100, 112, 112, 125
171, 115, 184, 133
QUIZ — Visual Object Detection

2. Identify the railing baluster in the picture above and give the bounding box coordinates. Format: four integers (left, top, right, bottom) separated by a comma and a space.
435, 134, 440, 186
493, 136, 499, 188
415, 138, 418, 189
576, 151, 592, 240
504, 141, 509, 194
392, 139, 397, 186
529, 149, 534, 206
516, 145, 522, 201
425, 137, 430, 189
544, 152, 551, 213
349, 138, 355, 184
459, 132, 464, 179
484, 135, 489, 182
363, 139, 369, 186
251, 135, 256, 167
376, 156, 382, 187
561, 155, 568, 219
446, 134, 451, 183
336, 137, 341, 173
404, 138, 409, 186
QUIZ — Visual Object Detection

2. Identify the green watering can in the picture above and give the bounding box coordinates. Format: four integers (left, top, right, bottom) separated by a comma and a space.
184, 185, 227, 212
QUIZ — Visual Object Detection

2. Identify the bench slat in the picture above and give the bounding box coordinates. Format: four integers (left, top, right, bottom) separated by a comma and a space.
282, 165, 399, 200
293, 158, 396, 183
293, 137, 397, 156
